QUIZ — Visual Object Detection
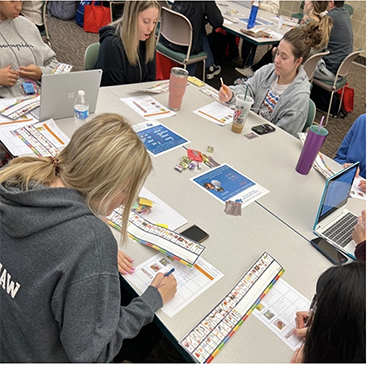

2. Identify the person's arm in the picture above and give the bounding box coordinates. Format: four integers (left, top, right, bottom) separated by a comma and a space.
334, 125, 354, 165
98, 37, 127, 86
146, 54, 156, 82
353, 210, 366, 261
205, 1, 224, 28
259, 1, 279, 15
273, 96, 309, 137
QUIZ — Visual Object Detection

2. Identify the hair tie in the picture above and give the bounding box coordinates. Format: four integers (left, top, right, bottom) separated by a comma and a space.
319, 11, 328, 18
50, 156, 59, 167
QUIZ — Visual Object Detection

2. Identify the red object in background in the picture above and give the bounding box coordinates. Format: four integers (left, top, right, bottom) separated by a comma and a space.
337, 83, 354, 113
83, 1, 111, 33
156, 53, 178, 80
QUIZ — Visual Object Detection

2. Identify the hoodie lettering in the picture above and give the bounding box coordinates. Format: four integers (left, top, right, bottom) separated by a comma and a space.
0, 262, 21, 299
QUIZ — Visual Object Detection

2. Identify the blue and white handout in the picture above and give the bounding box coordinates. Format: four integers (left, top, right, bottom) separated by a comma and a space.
191, 163, 269, 208
133, 120, 190, 156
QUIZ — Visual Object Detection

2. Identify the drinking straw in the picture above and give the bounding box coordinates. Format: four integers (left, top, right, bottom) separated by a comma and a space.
318, 116, 324, 132
244, 85, 249, 100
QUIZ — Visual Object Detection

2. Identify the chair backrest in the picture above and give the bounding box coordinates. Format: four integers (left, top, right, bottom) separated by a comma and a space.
303, 50, 330, 81
157, 7, 193, 55
303, 99, 316, 132
343, 3, 354, 18
336, 49, 363, 79
84, 43, 100, 70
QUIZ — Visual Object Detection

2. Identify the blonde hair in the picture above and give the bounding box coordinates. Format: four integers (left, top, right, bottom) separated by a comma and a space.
310, 1, 333, 51
0, 113, 153, 242
113, 1, 160, 66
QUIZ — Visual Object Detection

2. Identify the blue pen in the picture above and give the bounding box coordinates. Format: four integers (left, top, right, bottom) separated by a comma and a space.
164, 268, 175, 277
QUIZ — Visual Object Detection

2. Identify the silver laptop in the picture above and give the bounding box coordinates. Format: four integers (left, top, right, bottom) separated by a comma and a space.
313, 162, 359, 259
31, 69, 102, 121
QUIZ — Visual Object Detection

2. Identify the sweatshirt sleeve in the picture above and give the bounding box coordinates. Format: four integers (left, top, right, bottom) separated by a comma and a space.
51, 219, 163, 363
334, 124, 354, 165
259, 1, 280, 15
205, 1, 224, 28
355, 241, 366, 261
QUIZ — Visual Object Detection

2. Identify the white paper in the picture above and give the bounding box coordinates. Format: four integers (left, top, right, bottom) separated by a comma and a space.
351, 176, 366, 200
1, 119, 69, 157
128, 252, 223, 317
194, 102, 234, 126
252, 278, 311, 351
120, 95, 176, 120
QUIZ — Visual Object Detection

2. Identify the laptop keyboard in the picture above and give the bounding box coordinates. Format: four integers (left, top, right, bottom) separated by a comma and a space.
324, 212, 358, 247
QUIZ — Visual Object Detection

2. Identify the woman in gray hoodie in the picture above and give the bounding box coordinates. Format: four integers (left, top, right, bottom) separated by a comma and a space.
219, 27, 323, 137
0, 1, 58, 98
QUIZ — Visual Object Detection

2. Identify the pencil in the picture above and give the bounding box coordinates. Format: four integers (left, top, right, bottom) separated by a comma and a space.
133, 101, 147, 113
220, 77, 227, 97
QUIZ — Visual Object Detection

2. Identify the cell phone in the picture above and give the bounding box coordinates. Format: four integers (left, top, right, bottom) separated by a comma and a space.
310, 237, 349, 265
180, 225, 209, 243
251, 123, 276, 135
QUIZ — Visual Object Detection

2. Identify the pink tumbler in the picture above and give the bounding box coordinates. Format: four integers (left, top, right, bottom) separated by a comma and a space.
296, 125, 328, 175
168, 67, 189, 111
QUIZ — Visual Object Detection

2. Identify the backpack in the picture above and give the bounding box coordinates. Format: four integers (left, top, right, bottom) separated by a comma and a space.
310, 84, 347, 119
47, 1, 76, 20
75, 1, 92, 27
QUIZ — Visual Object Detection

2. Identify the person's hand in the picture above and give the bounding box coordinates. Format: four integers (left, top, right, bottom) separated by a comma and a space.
343, 163, 360, 177
271, 46, 277, 55
219, 84, 233, 103
0, 65, 19, 87
352, 210, 366, 245
293, 311, 308, 339
117, 250, 135, 275
358, 180, 366, 193
18, 64, 42, 81
150, 272, 177, 305
291, 345, 304, 363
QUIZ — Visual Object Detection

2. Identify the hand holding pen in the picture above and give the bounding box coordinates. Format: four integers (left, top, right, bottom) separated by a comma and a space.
151, 268, 177, 305
219, 77, 233, 103
293, 294, 316, 339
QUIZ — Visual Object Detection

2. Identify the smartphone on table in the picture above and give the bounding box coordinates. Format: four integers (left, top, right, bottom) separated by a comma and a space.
251, 123, 276, 135
310, 237, 349, 265
180, 225, 209, 243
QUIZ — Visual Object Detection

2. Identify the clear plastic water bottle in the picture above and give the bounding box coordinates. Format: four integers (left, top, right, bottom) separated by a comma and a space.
74, 90, 89, 126
247, 0, 259, 29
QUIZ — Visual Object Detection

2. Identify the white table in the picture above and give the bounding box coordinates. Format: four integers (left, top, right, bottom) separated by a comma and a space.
53, 81, 364, 363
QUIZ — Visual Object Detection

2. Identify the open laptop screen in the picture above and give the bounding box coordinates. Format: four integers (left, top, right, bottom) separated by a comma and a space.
317, 162, 359, 223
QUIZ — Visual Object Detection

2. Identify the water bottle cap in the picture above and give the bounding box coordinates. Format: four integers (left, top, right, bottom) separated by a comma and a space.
78, 90, 85, 96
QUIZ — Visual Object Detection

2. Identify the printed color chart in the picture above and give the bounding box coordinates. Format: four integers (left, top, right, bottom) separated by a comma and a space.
180, 252, 284, 363
103, 209, 205, 267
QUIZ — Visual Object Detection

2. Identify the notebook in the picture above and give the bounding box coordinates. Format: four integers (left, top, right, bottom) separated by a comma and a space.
30, 69, 102, 121
313, 162, 359, 259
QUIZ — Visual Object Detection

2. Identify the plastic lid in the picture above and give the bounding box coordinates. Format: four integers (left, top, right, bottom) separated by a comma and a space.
78, 90, 85, 96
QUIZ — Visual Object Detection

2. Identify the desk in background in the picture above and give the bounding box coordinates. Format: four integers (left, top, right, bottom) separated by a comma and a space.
54, 81, 364, 363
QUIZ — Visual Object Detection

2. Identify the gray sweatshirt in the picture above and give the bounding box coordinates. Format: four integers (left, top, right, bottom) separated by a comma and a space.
0, 16, 59, 98
229, 64, 311, 137
0, 182, 163, 362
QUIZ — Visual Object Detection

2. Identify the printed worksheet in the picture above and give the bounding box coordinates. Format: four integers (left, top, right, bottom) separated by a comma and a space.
191, 163, 269, 208
193, 102, 234, 125
252, 278, 311, 351
351, 176, 366, 200
121, 95, 176, 120
0, 95, 40, 120
1, 119, 69, 157
180, 252, 284, 363
133, 121, 190, 156
138, 81, 170, 94
128, 252, 223, 317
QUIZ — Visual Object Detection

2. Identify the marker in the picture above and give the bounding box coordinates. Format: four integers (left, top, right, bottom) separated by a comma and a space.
164, 268, 175, 277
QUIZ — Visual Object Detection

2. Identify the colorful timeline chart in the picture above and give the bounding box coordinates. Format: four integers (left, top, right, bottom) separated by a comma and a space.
179, 252, 284, 363
134, 121, 190, 156
0, 95, 40, 120
103, 209, 206, 267
13, 121, 68, 157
